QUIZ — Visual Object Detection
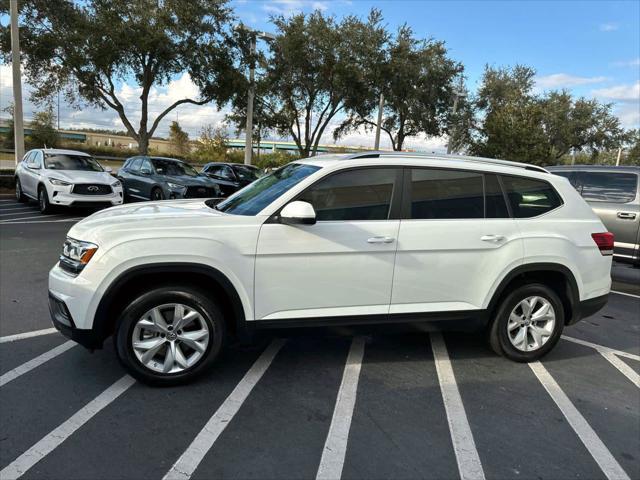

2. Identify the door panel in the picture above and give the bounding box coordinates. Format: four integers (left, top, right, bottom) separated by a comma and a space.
391, 219, 523, 312
255, 220, 400, 320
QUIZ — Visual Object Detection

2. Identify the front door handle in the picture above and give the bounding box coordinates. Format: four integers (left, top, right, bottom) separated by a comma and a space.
481, 234, 506, 243
617, 212, 637, 220
367, 236, 395, 244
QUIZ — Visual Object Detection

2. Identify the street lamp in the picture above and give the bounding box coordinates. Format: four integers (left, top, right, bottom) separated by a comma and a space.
238, 26, 276, 165
446, 77, 466, 155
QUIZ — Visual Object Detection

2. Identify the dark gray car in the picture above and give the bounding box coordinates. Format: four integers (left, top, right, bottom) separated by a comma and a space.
548, 165, 639, 265
118, 156, 221, 201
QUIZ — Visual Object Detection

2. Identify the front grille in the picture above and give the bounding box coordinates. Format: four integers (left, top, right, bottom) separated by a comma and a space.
184, 186, 215, 198
72, 184, 112, 195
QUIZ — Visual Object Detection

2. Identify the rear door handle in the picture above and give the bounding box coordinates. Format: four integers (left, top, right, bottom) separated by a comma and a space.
481, 234, 506, 243
367, 236, 395, 244
617, 212, 637, 220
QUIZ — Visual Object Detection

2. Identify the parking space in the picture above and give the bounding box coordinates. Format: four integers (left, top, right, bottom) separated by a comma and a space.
0, 196, 639, 480
0, 196, 87, 225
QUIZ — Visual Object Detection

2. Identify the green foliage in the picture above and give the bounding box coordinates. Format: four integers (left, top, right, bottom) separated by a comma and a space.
29, 108, 59, 148
192, 124, 229, 161
469, 65, 624, 165
624, 129, 640, 165
168, 121, 190, 156
336, 25, 464, 151
250, 9, 388, 157
2, 0, 241, 155
2, 105, 15, 149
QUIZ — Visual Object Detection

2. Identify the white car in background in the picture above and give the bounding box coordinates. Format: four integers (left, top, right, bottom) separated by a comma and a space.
15, 148, 124, 213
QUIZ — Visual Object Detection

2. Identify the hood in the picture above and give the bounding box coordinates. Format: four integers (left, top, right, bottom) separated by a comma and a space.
46, 170, 115, 185
68, 199, 227, 242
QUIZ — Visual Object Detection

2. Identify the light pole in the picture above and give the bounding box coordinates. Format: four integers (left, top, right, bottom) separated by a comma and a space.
240, 27, 275, 165
446, 77, 466, 155
10, 0, 25, 166
374, 92, 384, 150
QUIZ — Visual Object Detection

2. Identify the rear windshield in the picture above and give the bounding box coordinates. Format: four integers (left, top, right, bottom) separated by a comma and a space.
232, 165, 261, 182
44, 154, 103, 172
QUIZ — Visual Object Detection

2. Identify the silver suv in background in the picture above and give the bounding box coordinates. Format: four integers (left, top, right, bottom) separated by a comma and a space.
548, 165, 639, 265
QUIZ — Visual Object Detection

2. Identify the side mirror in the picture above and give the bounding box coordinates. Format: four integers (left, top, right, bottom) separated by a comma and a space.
140, 168, 152, 175
104, 166, 113, 173
280, 201, 316, 225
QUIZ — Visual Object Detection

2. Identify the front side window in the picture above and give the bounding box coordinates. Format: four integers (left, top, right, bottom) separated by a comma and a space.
129, 158, 143, 172
578, 171, 637, 203
409, 168, 484, 219
299, 168, 398, 221
501, 175, 562, 218
215, 163, 321, 216
44, 154, 103, 171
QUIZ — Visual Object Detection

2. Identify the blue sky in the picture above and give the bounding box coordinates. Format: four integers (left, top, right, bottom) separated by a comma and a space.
1, 0, 639, 150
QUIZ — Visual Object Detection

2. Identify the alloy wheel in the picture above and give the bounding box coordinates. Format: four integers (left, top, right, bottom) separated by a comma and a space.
131, 303, 210, 374
507, 296, 556, 352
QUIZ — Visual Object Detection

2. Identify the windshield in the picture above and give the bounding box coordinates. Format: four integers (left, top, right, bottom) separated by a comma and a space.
44, 154, 104, 172
232, 164, 261, 182
152, 159, 199, 177
215, 163, 321, 216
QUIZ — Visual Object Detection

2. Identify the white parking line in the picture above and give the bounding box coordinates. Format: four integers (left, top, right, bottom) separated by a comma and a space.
598, 351, 640, 388
0, 214, 65, 222
163, 339, 286, 480
561, 336, 640, 361
0, 375, 135, 480
529, 362, 630, 480
0, 206, 33, 212
316, 336, 366, 480
611, 290, 640, 300
0, 217, 83, 225
430, 333, 485, 480
0, 341, 76, 387
0, 327, 58, 343
0, 211, 38, 217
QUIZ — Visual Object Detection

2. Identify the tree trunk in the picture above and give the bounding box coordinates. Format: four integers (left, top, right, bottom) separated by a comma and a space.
138, 134, 150, 155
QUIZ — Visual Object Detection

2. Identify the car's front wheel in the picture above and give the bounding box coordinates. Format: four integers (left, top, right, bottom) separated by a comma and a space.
115, 286, 224, 386
38, 186, 53, 214
15, 178, 27, 203
489, 283, 564, 362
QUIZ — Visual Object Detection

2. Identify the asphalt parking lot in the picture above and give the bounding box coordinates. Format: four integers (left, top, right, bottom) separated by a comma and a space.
1, 193, 639, 480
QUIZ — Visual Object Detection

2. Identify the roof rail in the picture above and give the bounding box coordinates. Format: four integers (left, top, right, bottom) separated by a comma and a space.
339, 151, 549, 174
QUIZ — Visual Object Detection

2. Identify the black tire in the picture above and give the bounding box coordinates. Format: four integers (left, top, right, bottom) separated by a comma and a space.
38, 186, 53, 214
15, 178, 27, 203
115, 286, 224, 386
488, 283, 564, 362
151, 187, 165, 201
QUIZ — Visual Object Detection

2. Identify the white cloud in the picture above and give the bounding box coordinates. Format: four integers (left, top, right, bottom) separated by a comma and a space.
599, 22, 619, 32
535, 73, 608, 89
591, 82, 640, 101
262, 0, 330, 16
615, 103, 640, 129
612, 58, 640, 68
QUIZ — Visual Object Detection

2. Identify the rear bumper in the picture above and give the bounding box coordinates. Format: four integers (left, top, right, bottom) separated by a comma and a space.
49, 292, 102, 350
569, 293, 609, 325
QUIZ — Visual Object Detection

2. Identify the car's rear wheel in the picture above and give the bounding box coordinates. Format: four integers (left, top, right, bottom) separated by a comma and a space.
489, 283, 564, 362
38, 186, 53, 214
115, 286, 224, 386
15, 178, 27, 203
151, 187, 165, 201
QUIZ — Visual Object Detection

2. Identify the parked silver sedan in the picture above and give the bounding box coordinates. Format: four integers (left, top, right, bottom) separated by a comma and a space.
548, 165, 639, 266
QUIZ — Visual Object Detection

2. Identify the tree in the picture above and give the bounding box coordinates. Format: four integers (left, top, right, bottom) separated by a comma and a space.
253, 9, 388, 157
1, 0, 242, 155
623, 129, 640, 165
168, 121, 190, 157
336, 25, 464, 151
194, 123, 229, 161
29, 107, 59, 148
469, 65, 624, 165
1, 104, 15, 150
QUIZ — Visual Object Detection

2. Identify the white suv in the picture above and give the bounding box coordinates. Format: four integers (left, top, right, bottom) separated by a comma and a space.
48, 152, 612, 385
15, 148, 124, 213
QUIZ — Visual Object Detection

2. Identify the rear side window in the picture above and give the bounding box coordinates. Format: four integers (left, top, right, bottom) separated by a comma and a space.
578, 171, 637, 203
409, 169, 484, 219
500, 175, 562, 218
299, 168, 397, 221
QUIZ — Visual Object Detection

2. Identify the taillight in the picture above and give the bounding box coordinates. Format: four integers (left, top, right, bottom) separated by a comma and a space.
591, 232, 614, 256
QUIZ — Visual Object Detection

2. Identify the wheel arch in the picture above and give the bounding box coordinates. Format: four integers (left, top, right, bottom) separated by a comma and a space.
487, 262, 580, 325
93, 262, 247, 348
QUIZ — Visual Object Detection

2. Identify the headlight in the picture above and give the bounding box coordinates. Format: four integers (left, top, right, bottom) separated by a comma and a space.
49, 178, 72, 186
111, 180, 122, 188
167, 182, 186, 192
59, 238, 98, 274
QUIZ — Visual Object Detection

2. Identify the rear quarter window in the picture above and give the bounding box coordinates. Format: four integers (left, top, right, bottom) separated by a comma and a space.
500, 175, 562, 218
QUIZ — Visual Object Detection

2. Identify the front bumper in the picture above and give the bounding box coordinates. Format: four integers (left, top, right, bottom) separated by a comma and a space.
48, 184, 124, 207
49, 292, 102, 349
